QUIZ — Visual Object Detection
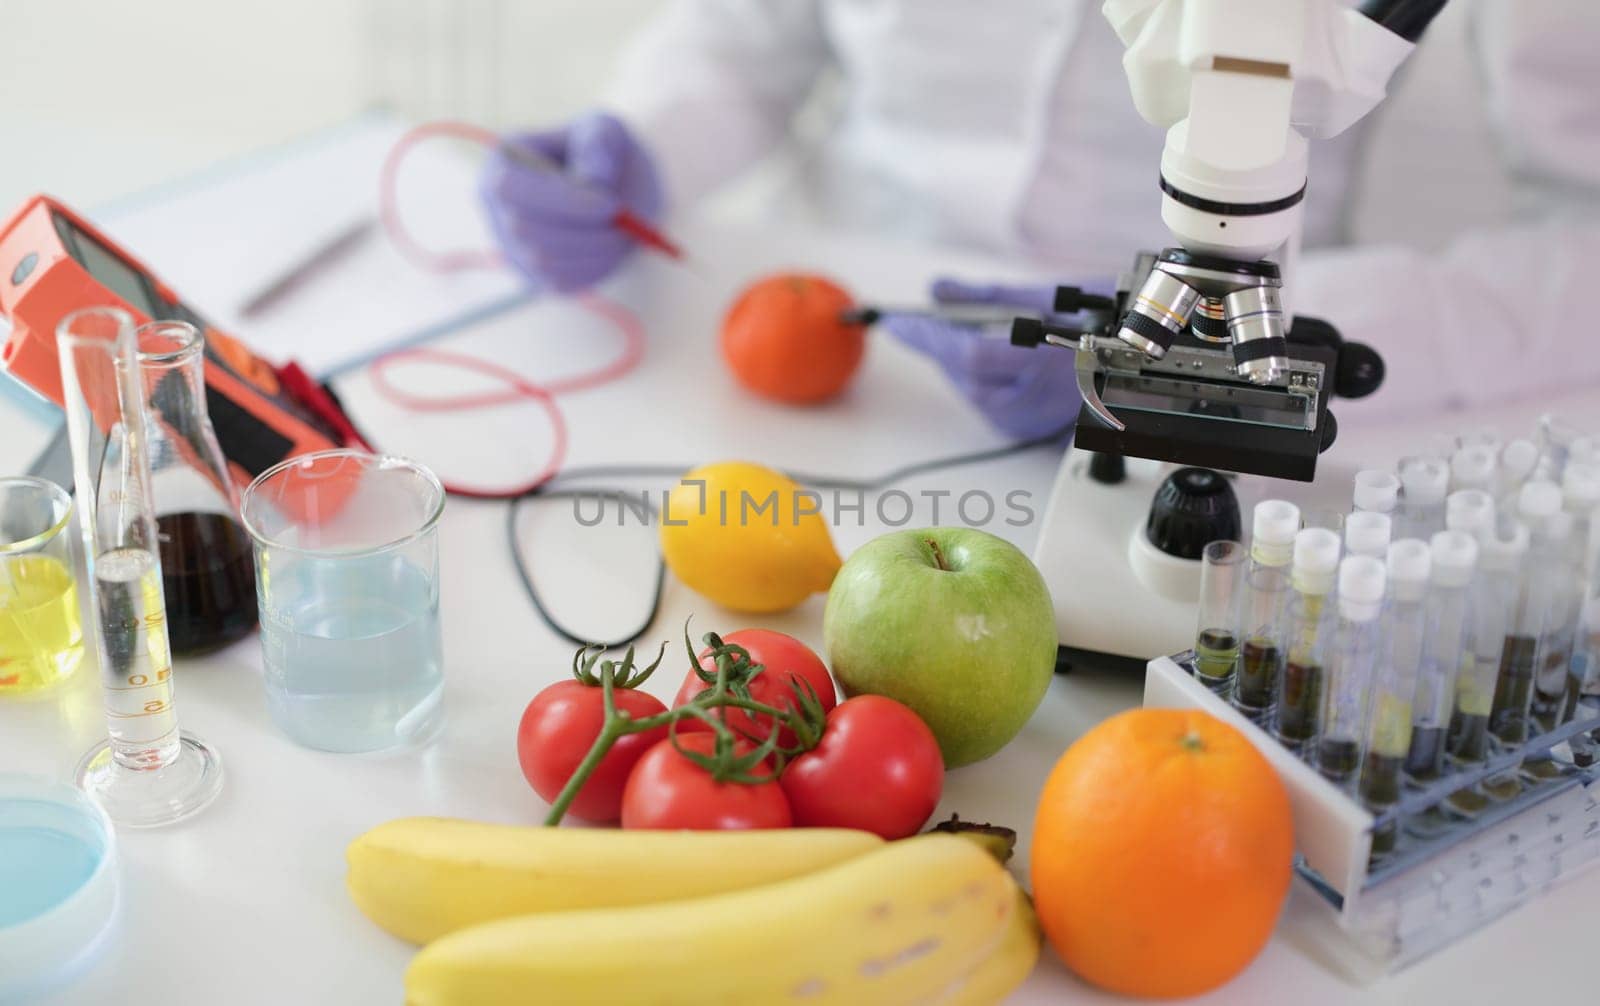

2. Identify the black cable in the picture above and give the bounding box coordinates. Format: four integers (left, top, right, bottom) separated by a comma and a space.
505, 488, 667, 649
1357, 0, 1450, 42
501, 425, 1074, 647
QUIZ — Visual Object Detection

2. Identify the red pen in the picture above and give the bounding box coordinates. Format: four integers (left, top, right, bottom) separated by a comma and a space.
499, 143, 685, 262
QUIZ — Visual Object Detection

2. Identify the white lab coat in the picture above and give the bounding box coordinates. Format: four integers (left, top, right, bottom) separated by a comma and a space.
606, 0, 1600, 423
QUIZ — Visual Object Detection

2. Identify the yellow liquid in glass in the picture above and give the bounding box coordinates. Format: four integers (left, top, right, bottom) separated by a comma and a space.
0, 554, 85, 694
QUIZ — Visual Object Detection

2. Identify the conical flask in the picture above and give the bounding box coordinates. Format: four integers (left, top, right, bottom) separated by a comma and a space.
136, 321, 258, 655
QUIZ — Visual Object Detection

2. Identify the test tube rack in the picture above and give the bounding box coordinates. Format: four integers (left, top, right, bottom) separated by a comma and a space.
1145, 652, 1600, 976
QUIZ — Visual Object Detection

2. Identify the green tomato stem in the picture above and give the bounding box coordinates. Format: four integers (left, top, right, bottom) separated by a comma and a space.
542, 626, 821, 826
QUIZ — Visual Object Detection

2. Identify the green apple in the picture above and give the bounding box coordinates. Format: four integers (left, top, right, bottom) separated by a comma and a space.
823, 527, 1057, 767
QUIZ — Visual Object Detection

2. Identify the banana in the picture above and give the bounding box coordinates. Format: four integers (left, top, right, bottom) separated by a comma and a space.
347, 817, 882, 943
935, 887, 1042, 1006
404, 833, 1015, 1006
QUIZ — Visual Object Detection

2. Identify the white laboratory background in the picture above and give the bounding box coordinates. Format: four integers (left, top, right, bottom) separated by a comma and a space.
0, 0, 661, 210
1, 0, 1509, 246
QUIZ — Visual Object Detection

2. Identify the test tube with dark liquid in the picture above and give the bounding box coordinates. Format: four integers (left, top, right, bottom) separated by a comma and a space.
1317, 556, 1386, 785
1232, 501, 1300, 722
1359, 540, 1431, 857
1404, 531, 1478, 788
1567, 596, 1600, 767
1485, 484, 1566, 794
1443, 517, 1525, 818
1273, 529, 1341, 754
1194, 540, 1246, 693
1556, 463, 1600, 724
1529, 509, 1579, 737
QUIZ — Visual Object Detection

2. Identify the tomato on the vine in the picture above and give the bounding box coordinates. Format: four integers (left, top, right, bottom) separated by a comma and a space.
673, 629, 836, 748
621, 733, 792, 830
517, 680, 668, 824
780, 695, 944, 839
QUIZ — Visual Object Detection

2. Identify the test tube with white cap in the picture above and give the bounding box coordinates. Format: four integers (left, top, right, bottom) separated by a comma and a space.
1473, 483, 1566, 798
1444, 488, 1496, 540
1418, 432, 1460, 464
1538, 413, 1584, 481
1317, 554, 1387, 785
1396, 457, 1449, 540
1359, 539, 1432, 857
1193, 540, 1247, 692
1273, 528, 1342, 753
1345, 510, 1393, 560
1444, 519, 1529, 817
1568, 595, 1600, 767
1450, 444, 1498, 495
1232, 500, 1300, 721
1569, 435, 1598, 470
1405, 530, 1479, 787
1562, 461, 1600, 582
1497, 438, 1541, 502
1530, 507, 1580, 734
1353, 469, 1400, 516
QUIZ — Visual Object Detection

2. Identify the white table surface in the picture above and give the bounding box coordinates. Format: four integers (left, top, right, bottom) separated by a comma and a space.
3, 147, 1599, 1006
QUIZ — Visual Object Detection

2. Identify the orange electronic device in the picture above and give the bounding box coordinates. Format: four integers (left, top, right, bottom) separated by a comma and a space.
0, 194, 349, 485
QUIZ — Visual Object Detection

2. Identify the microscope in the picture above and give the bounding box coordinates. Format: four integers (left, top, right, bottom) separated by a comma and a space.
1026, 0, 1449, 667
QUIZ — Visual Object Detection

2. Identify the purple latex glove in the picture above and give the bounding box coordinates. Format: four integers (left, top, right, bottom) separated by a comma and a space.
479, 111, 663, 293
882, 276, 1114, 440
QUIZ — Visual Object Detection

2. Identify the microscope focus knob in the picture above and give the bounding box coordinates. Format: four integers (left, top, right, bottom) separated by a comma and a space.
1144, 468, 1241, 560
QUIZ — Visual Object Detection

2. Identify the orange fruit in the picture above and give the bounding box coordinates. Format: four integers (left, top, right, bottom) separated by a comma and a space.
1030, 708, 1292, 999
720, 273, 866, 404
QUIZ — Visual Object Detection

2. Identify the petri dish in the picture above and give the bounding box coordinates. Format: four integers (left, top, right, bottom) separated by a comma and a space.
0, 775, 118, 1001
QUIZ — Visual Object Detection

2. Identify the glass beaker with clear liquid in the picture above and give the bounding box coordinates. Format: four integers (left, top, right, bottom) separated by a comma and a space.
136, 321, 258, 655
57, 307, 224, 826
241, 449, 445, 753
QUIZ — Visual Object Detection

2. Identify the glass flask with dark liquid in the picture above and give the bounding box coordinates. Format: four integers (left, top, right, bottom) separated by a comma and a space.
137, 322, 258, 655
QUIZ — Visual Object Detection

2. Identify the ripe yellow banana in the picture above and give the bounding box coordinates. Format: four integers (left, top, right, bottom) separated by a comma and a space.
935, 887, 1042, 1005
347, 817, 883, 943
404, 833, 1015, 1006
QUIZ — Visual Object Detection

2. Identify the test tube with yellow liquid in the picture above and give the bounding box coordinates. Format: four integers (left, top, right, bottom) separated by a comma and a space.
57, 307, 223, 827
0, 477, 84, 694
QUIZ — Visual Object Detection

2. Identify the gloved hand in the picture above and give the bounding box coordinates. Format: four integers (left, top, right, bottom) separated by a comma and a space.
480, 111, 664, 293
881, 277, 1113, 440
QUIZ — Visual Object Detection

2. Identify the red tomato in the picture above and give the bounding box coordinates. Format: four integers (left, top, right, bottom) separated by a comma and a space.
780, 696, 944, 839
516, 680, 669, 823
674, 629, 836, 748
620, 733, 792, 831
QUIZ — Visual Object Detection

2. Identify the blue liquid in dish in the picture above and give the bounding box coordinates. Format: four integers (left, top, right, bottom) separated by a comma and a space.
0, 823, 99, 926
259, 554, 444, 753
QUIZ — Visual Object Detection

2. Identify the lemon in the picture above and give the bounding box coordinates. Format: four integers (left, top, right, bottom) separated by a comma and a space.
659, 461, 842, 613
